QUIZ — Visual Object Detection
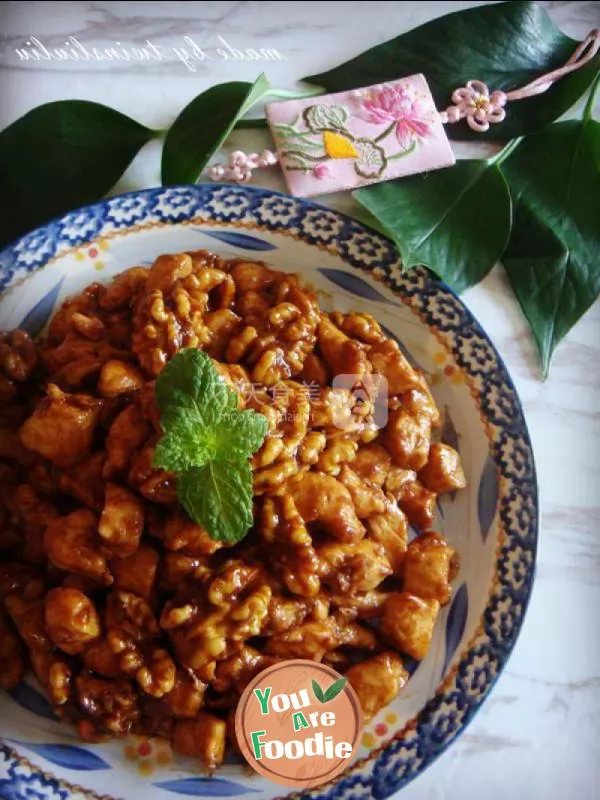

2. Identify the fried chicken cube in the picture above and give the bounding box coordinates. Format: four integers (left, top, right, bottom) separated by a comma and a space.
388, 471, 436, 532
369, 339, 420, 395
98, 483, 145, 557
418, 443, 467, 494
365, 499, 409, 574
111, 543, 159, 600
318, 316, 369, 377
289, 472, 365, 542
82, 637, 121, 678
401, 373, 441, 428
19, 384, 102, 467
44, 588, 101, 655
171, 713, 227, 770
403, 532, 456, 605
160, 511, 223, 556
98, 360, 145, 398
319, 539, 392, 593
105, 409, 151, 482
338, 465, 387, 518
352, 443, 392, 487
383, 408, 431, 471
44, 509, 111, 584
381, 592, 440, 660
346, 652, 409, 721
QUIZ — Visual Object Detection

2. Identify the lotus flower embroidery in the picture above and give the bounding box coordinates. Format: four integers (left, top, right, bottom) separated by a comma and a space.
355, 83, 432, 149
266, 76, 456, 196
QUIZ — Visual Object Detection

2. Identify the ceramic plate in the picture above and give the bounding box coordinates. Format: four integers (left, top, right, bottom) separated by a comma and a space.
0, 185, 537, 800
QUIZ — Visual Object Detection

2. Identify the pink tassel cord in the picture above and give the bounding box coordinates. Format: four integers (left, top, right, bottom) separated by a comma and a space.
206, 149, 278, 183
441, 28, 600, 132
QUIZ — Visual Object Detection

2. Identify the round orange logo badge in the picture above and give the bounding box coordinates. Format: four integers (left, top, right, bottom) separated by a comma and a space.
235, 659, 363, 789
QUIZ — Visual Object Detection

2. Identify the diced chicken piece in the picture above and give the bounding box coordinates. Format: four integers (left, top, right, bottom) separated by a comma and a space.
339, 465, 387, 518
98, 267, 149, 310
44, 588, 101, 655
369, 339, 419, 395
366, 500, 409, 573
298, 351, 329, 386
171, 713, 227, 770
318, 316, 369, 377
98, 483, 145, 557
111, 543, 159, 599
44, 509, 111, 584
160, 512, 223, 556
381, 592, 440, 660
319, 539, 391, 593
82, 637, 121, 678
403, 532, 456, 605
401, 373, 441, 428
383, 408, 431, 470
352, 443, 392, 487
394, 478, 436, 531
98, 360, 145, 398
418, 443, 466, 494
19, 384, 102, 467
59, 452, 106, 511
104, 404, 152, 477
289, 472, 365, 542
346, 652, 408, 721
145, 252, 193, 292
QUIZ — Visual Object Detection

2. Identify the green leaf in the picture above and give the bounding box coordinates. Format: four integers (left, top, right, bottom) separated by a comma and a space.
178, 461, 254, 545
303, 1, 599, 140
501, 120, 600, 377
0, 101, 156, 247
153, 349, 268, 543
213, 410, 269, 463
323, 677, 347, 702
311, 680, 325, 703
354, 160, 512, 293
155, 348, 235, 431
161, 73, 270, 184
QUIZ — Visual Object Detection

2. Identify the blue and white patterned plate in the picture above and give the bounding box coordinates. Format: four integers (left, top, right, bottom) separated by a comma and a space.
0, 185, 537, 800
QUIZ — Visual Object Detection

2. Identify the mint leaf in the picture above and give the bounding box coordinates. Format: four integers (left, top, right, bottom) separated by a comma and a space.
152, 348, 268, 543
153, 349, 239, 469
213, 410, 269, 463
155, 348, 236, 429
178, 461, 254, 545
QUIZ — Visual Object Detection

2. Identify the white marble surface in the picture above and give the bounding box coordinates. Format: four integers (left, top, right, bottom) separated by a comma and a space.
1, 1, 600, 798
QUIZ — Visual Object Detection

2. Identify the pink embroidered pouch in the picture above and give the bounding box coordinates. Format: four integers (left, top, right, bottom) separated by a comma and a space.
265, 74, 455, 197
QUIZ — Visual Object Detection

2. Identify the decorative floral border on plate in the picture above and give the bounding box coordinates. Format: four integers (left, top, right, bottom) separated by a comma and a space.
0, 185, 538, 800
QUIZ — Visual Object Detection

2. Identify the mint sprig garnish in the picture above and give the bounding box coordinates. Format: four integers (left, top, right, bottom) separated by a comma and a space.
153, 349, 268, 543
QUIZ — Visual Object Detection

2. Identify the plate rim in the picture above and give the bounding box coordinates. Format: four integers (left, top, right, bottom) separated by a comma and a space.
0, 184, 538, 799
